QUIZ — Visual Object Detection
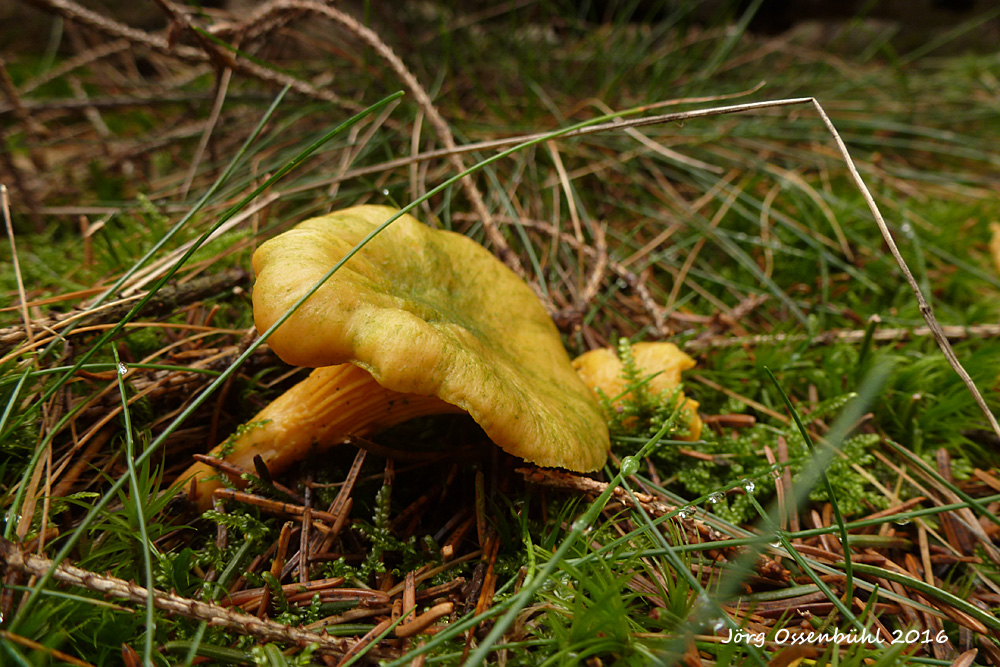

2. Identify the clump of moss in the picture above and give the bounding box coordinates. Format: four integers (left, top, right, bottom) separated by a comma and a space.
603, 341, 889, 524
597, 338, 701, 444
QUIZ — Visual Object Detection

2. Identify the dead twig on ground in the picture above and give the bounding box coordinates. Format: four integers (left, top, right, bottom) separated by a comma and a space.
683, 322, 1000, 351
0, 267, 249, 357
0, 536, 352, 656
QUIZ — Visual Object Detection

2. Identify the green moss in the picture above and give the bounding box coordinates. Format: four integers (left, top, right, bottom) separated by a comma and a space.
599, 338, 701, 445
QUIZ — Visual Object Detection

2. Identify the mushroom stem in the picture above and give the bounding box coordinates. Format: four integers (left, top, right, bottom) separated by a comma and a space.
181, 364, 461, 509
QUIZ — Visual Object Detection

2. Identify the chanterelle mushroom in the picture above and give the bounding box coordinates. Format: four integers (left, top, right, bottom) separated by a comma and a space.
573, 342, 703, 440
181, 205, 609, 507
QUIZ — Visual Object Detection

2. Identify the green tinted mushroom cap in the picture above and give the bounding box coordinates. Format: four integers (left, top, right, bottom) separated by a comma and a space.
251, 205, 609, 472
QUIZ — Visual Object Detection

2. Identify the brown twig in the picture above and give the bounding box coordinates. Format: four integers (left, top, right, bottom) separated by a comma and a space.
0, 536, 349, 655
683, 322, 1000, 351
180, 66, 233, 200
22, 0, 207, 63
211, 488, 335, 525
1, 185, 35, 351
334, 618, 392, 667
25, 0, 357, 110
0, 267, 249, 357
394, 602, 454, 639
18, 39, 131, 96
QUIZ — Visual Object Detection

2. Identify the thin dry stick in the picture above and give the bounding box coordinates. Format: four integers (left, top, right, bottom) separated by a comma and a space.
180, 67, 233, 200
12, 396, 57, 551
578, 220, 608, 308
546, 141, 583, 245
23, 0, 207, 63
809, 98, 1000, 440
18, 39, 130, 95
335, 618, 391, 667
683, 323, 1000, 351
588, 97, 723, 174
0, 537, 348, 655
283, 93, 807, 198
666, 171, 742, 311
0, 267, 248, 357
212, 0, 309, 46
27, 0, 356, 110
394, 602, 454, 639
543, 141, 609, 314
1, 185, 35, 350
328, 100, 402, 204
2, 321, 244, 367
410, 110, 427, 214
518, 467, 678, 518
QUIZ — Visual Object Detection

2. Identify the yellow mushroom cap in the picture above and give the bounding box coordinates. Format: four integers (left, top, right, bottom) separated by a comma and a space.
573, 341, 703, 441
251, 205, 609, 472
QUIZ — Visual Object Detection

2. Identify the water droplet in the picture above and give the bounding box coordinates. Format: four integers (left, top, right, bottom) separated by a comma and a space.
707, 492, 724, 505
571, 517, 591, 533
381, 188, 390, 196
117, 362, 128, 376
691, 591, 723, 632
741, 479, 756, 494
620, 456, 639, 476
900, 222, 914, 237
677, 505, 694, 520
893, 516, 911, 526
770, 467, 783, 480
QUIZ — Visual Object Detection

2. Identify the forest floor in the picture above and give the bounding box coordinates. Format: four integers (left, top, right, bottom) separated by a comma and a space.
2, 2, 1000, 665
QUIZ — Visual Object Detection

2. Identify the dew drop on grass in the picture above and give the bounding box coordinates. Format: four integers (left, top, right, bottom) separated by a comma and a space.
894, 516, 911, 526
677, 506, 694, 520
691, 592, 725, 633
741, 479, 756, 494
571, 517, 592, 534
707, 492, 724, 504
620, 456, 639, 476
381, 188, 390, 196
117, 362, 128, 376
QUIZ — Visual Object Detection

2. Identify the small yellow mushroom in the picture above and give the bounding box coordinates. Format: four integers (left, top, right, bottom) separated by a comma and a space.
572, 341, 703, 440
180, 206, 609, 508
